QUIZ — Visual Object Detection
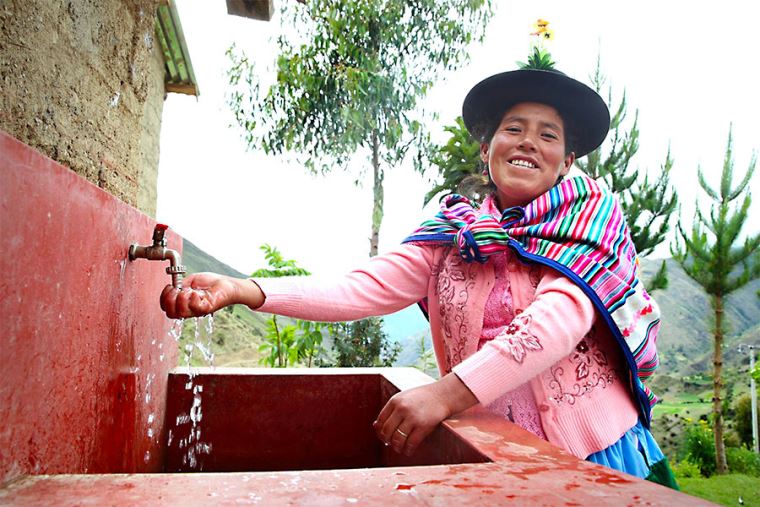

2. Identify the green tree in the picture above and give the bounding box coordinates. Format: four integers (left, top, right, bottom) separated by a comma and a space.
734, 394, 760, 449
412, 334, 438, 377
424, 116, 482, 205
258, 318, 298, 367
671, 126, 759, 474
251, 244, 311, 278
577, 56, 678, 290
227, 0, 492, 257
295, 320, 329, 367
252, 244, 312, 367
329, 318, 401, 367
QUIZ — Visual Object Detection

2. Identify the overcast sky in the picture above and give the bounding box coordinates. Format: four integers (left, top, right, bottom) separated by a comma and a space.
157, 1, 759, 277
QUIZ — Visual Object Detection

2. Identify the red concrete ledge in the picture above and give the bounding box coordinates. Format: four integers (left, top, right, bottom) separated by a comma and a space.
0, 462, 712, 506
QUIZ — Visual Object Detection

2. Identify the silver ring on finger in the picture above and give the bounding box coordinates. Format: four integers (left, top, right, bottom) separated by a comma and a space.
395, 428, 408, 439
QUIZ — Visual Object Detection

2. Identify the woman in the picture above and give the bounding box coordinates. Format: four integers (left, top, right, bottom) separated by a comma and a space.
160, 65, 676, 487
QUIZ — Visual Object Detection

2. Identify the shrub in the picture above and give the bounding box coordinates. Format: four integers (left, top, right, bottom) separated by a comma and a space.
734, 394, 760, 448
726, 446, 760, 477
672, 457, 702, 478
681, 419, 716, 477
723, 430, 741, 449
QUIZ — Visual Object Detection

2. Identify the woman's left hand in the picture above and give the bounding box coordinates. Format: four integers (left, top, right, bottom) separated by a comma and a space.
373, 373, 478, 456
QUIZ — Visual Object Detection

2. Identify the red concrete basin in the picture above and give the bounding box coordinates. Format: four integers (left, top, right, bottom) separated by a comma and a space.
163, 367, 490, 473
0, 368, 712, 506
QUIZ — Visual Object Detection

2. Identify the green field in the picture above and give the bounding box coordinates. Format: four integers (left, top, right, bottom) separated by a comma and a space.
679, 474, 760, 506
653, 400, 712, 417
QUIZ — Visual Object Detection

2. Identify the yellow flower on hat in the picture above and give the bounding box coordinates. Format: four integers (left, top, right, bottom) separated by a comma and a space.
519, 19, 555, 70
533, 19, 549, 30
530, 19, 554, 41
531, 19, 551, 36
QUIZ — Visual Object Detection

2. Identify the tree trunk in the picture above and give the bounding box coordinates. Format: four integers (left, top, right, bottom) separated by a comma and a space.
713, 293, 729, 474
369, 129, 384, 258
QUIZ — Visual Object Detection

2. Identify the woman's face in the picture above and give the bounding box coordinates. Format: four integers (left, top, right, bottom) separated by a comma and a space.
481, 102, 575, 209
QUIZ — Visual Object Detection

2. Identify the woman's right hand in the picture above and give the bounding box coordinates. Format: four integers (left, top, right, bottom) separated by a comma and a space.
160, 273, 264, 319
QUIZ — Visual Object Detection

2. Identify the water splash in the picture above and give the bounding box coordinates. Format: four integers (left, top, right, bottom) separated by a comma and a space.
167, 314, 216, 471
169, 319, 184, 341
144, 373, 155, 404
189, 384, 203, 424
205, 314, 214, 335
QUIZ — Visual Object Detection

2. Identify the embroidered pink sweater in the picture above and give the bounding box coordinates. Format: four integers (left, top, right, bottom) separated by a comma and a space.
256, 244, 638, 459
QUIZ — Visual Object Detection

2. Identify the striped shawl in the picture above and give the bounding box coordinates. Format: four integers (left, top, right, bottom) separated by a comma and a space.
403, 174, 660, 425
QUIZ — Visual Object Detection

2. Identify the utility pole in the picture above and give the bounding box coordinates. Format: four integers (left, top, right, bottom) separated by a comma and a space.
738, 344, 759, 453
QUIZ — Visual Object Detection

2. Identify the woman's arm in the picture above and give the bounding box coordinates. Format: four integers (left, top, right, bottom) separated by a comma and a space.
373, 372, 478, 456
251, 243, 436, 322
159, 243, 436, 321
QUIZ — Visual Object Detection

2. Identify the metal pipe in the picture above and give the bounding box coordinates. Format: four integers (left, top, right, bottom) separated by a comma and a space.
128, 224, 186, 288
750, 345, 758, 454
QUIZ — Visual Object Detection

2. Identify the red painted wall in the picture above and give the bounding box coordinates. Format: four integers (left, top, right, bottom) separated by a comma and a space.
0, 131, 179, 485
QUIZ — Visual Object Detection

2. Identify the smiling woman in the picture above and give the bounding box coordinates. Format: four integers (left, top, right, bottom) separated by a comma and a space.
159, 39, 679, 488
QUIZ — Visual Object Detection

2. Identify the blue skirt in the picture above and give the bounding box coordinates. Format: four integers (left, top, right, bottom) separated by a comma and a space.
586, 420, 678, 489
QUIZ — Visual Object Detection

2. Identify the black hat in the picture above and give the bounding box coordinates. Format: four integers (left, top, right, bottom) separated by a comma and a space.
462, 69, 610, 158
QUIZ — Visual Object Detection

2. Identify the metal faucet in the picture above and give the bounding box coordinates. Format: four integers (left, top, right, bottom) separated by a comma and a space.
128, 224, 187, 288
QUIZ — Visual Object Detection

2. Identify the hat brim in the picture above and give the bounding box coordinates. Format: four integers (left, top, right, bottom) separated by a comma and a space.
462, 69, 610, 158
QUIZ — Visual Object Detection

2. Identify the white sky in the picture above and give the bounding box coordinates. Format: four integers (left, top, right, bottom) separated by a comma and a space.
157, 1, 759, 277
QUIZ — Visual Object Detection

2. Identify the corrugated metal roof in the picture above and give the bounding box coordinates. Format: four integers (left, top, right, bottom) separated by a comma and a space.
155, 1, 199, 96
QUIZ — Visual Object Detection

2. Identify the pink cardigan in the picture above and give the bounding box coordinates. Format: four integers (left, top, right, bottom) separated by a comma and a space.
256, 244, 638, 458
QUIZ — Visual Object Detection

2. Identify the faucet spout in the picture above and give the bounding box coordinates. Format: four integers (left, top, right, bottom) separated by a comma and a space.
128, 224, 187, 289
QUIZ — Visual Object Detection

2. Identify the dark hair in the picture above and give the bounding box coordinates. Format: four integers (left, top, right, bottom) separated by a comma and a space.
457, 103, 578, 202
457, 162, 496, 203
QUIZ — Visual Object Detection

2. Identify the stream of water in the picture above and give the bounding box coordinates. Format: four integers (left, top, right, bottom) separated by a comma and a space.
163, 313, 216, 470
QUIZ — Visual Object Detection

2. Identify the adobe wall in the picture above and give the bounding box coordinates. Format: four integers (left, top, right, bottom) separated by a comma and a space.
0, 0, 165, 217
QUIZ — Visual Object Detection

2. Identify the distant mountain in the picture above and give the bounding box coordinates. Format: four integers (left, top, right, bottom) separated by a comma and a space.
640, 258, 760, 377
182, 239, 248, 278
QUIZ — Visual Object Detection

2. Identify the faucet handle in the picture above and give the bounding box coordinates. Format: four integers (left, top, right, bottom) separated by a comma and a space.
152, 223, 169, 247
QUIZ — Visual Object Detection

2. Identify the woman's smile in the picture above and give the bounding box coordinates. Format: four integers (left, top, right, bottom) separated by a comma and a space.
507, 157, 539, 169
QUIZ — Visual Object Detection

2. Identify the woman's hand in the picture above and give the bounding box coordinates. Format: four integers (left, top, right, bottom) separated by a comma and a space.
373, 373, 478, 456
160, 273, 264, 319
